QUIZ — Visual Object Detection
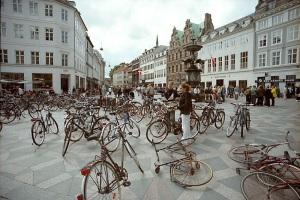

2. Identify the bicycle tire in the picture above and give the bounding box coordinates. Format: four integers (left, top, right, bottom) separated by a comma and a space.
28, 103, 39, 118
31, 120, 46, 146
215, 110, 225, 129
83, 160, 121, 200
130, 102, 144, 123
66, 117, 84, 142
258, 162, 300, 181
228, 144, 266, 164
245, 112, 251, 130
171, 159, 213, 187
199, 114, 209, 134
101, 122, 121, 152
241, 119, 244, 138
47, 115, 59, 134
146, 119, 168, 144
0, 103, 16, 124
126, 118, 140, 138
226, 115, 238, 137
62, 127, 72, 157
124, 141, 144, 173
190, 116, 200, 138
241, 171, 300, 200
90, 116, 109, 137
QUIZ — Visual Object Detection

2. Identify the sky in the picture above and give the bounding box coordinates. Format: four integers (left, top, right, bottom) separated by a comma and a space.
75, 0, 258, 76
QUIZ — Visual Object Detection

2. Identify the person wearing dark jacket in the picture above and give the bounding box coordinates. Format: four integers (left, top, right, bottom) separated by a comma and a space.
164, 82, 178, 100
178, 83, 193, 140
256, 85, 264, 106
264, 86, 272, 107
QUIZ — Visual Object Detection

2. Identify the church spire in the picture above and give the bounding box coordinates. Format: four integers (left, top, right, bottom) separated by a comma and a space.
156, 35, 159, 47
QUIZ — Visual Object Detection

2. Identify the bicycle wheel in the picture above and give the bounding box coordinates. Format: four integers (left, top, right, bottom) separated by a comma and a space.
130, 102, 144, 123
101, 122, 121, 152
83, 161, 121, 200
241, 171, 299, 200
62, 127, 72, 157
228, 144, 266, 164
124, 141, 144, 173
146, 119, 168, 144
0, 103, 16, 124
226, 115, 238, 137
190, 116, 200, 138
66, 117, 84, 142
28, 103, 39, 118
171, 159, 213, 187
31, 120, 46, 146
47, 115, 59, 134
199, 114, 209, 134
259, 162, 300, 181
126, 118, 140, 138
90, 116, 110, 139
245, 111, 251, 130
215, 110, 225, 129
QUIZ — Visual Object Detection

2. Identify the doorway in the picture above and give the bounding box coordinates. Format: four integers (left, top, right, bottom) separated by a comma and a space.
216, 79, 224, 86
61, 74, 69, 93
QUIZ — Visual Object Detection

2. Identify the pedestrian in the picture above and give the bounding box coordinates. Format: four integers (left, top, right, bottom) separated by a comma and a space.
271, 85, 277, 106
283, 86, 288, 100
234, 85, 240, 100
256, 85, 264, 106
164, 82, 178, 101
221, 86, 226, 102
264, 85, 272, 107
178, 83, 193, 140
147, 84, 154, 99
244, 87, 251, 104
251, 85, 257, 105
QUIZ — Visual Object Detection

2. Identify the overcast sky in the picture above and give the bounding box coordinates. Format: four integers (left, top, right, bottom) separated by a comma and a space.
75, 0, 257, 76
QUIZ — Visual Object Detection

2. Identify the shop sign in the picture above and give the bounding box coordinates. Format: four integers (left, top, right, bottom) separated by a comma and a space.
255, 79, 285, 83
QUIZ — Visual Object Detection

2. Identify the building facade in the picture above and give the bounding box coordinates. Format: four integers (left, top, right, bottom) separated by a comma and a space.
167, 14, 214, 87
199, 15, 255, 89
0, 0, 105, 93
153, 49, 167, 87
130, 58, 140, 87
140, 38, 168, 86
112, 63, 129, 87
253, 0, 300, 92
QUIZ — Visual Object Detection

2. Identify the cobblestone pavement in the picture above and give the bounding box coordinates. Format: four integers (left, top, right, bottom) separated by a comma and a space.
0, 97, 299, 200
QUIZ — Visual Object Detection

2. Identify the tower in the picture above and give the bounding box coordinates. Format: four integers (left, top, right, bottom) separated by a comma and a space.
156, 35, 159, 47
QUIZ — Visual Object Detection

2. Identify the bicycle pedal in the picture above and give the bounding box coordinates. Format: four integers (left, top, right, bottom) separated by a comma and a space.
123, 181, 131, 187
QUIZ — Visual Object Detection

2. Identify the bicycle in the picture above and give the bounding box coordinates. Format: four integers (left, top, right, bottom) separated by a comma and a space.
31, 110, 59, 146
77, 126, 144, 199
62, 113, 109, 157
227, 102, 252, 138
153, 138, 213, 187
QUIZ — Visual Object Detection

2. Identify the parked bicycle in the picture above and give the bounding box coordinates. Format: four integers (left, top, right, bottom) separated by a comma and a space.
227, 103, 251, 138
31, 110, 59, 146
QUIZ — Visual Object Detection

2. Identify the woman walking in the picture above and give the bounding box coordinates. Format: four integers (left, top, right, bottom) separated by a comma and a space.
178, 83, 193, 140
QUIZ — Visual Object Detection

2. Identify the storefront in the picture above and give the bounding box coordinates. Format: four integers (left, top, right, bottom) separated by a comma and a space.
216, 79, 224, 86
228, 80, 236, 87
1, 72, 25, 90
32, 73, 52, 91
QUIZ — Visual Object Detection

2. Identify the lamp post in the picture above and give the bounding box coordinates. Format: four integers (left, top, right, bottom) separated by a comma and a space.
182, 38, 203, 88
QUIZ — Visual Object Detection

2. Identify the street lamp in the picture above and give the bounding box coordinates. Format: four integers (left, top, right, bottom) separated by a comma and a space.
183, 38, 203, 88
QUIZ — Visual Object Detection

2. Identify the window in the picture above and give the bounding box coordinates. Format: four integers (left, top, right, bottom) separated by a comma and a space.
31, 51, 39, 64
272, 14, 284, 26
271, 50, 281, 66
61, 9, 68, 21
287, 48, 298, 64
231, 54, 235, 70
258, 34, 267, 48
61, 31, 68, 43
240, 51, 248, 69
29, 1, 38, 15
212, 58, 216, 72
30, 26, 39, 40
0, 49, 8, 63
0, 22, 6, 37
287, 24, 299, 41
257, 19, 268, 30
45, 28, 53, 41
258, 53, 267, 67
225, 55, 228, 71
218, 57, 222, 71
271, 30, 282, 45
289, 8, 300, 20
46, 52, 53, 65
62, 54, 68, 66
16, 50, 24, 64
208, 59, 211, 72
13, 0, 22, 13
14, 24, 24, 39
45, 4, 53, 16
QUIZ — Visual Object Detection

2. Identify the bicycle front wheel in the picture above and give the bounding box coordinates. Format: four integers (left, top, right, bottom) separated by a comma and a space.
146, 120, 168, 144
228, 144, 266, 164
31, 120, 46, 146
215, 111, 225, 129
245, 112, 251, 130
241, 171, 300, 200
126, 118, 140, 138
171, 159, 213, 187
47, 115, 59, 134
83, 161, 121, 200
199, 114, 209, 134
101, 122, 120, 152
226, 115, 238, 137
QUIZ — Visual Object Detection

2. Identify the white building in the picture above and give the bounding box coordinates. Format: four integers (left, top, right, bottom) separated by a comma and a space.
112, 64, 128, 87
198, 15, 255, 89
140, 38, 168, 86
253, 0, 300, 92
0, 0, 104, 93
